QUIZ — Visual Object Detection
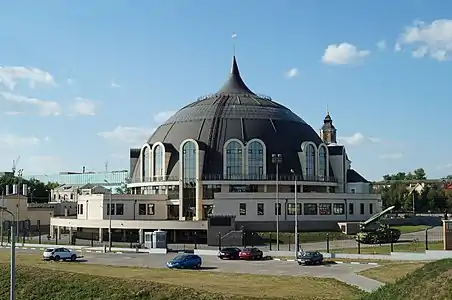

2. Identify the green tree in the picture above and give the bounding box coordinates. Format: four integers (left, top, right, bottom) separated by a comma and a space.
115, 177, 131, 194
0, 175, 58, 203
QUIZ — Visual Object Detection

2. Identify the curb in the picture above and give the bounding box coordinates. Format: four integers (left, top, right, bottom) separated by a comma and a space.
272, 258, 379, 266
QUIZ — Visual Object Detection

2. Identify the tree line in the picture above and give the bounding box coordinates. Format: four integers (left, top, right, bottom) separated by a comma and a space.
375, 168, 452, 213
0, 174, 59, 203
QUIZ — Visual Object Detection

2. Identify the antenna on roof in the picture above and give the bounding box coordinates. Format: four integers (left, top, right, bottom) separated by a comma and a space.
232, 32, 237, 56
326, 103, 329, 115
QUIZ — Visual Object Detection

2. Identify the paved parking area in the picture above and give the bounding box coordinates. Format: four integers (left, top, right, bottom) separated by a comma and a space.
1, 248, 383, 292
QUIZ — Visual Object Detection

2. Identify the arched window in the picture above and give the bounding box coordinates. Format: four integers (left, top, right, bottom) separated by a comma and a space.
319, 146, 327, 180
142, 147, 150, 181
182, 141, 197, 185
153, 144, 164, 181
247, 141, 264, 180
305, 144, 316, 179
225, 141, 243, 179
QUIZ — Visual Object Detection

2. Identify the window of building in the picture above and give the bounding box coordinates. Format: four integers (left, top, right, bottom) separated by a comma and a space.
350, 188, 356, 194
143, 146, 150, 181
70, 194, 74, 200
247, 141, 264, 180
360, 203, 365, 214
369, 203, 373, 215
116, 204, 124, 215
153, 144, 164, 180
319, 203, 332, 215
257, 203, 264, 215
106, 203, 115, 215
305, 144, 316, 179
304, 203, 318, 215
182, 142, 197, 186
239, 203, 246, 215
287, 203, 302, 215
225, 141, 243, 179
138, 204, 146, 215
289, 185, 302, 193
333, 203, 345, 215
77, 204, 83, 214
229, 185, 258, 193
274, 203, 281, 215
348, 203, 354, 215
319, 146, 327, 179
147, 204, 155, 215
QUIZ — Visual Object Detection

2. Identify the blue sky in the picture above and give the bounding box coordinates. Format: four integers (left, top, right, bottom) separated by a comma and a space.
0, 0, 451, 180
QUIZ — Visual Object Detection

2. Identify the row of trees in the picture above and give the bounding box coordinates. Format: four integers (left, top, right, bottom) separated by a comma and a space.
0, 174, 59, 203
376, 168, 452, 212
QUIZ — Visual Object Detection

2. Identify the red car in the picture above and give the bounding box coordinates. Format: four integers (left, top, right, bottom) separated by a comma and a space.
239, 247, 263, 260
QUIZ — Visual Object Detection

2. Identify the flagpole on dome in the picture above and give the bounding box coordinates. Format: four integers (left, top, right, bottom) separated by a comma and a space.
232, 32, 237, 56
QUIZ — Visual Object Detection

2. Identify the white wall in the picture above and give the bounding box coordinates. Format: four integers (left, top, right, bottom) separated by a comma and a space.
212, 192, 381, 222
347, 182, 370, 194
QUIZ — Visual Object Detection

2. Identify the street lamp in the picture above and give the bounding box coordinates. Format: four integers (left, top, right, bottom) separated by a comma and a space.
0, 206, 16, 300
271, 153, 282, 250
104, 180, 112, 252
16, 169, 23, 241
290, 169, 298, 258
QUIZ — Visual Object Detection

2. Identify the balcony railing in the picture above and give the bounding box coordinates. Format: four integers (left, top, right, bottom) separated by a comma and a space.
130, 174, 337, 183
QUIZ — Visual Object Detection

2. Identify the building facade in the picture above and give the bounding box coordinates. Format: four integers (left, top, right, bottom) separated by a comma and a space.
50, 55, 381, 241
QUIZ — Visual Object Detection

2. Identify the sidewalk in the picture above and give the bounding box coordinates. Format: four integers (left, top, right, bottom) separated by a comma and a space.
0, 243, 149, 254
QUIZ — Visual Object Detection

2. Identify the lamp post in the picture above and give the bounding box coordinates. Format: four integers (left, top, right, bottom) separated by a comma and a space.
271, 153, 282, 250
1, 189, 4, 246
16, 169, 23, 242
1, 206, 16, 300
104, 180, 112, 252
290, 169, 298, 258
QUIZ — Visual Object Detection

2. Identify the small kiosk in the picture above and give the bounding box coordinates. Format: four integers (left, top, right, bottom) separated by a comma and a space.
443, 220, 452, 251
144, 230, 168, 253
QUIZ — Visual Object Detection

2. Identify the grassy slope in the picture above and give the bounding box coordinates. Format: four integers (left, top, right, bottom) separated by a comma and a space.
362, 259, 452, 300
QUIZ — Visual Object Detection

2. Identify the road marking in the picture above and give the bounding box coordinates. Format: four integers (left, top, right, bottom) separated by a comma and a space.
116, 252, 123, 254
350, 262, 361, 265
30, 248, 36, 250
96, 251, 102, 253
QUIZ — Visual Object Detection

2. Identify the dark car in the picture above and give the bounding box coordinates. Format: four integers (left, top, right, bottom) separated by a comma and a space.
239, 247, 263, 260
297, 251, 324, 265
218, 247, 241, 260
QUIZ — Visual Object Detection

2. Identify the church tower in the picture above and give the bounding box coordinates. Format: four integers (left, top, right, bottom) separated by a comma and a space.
320, 107, 337, 145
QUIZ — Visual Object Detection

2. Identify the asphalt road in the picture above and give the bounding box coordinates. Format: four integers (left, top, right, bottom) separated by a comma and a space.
2, 248, 383, 292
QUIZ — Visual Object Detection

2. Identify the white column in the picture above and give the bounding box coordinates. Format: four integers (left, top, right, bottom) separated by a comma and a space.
195, 179, 202, 221
138, 229, 144, 244
98, 228, 103, 242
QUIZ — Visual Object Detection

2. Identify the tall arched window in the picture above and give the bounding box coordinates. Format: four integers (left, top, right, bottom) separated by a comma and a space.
182, 141, 197, 185
247, 141, 264, 180
142, 147, 150, 181
319, 146, 327, 180
153, 144, 164, 181
225, 141, 243, 179
306, 144, 316, 179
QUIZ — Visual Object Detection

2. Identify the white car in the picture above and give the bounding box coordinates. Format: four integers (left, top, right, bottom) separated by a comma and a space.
42, 247, 79, 261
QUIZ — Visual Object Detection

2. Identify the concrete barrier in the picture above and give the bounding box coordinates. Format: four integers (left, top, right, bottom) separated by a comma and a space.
194, 249, 218, 256
149, 248, 167, 254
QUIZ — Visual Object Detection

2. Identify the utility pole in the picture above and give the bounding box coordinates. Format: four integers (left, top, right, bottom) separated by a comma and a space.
290, 169, 298, 258
272, 154, 282, 251
104, 179, 112, 252
16, 169, 23, 242
1, 189, 4, 246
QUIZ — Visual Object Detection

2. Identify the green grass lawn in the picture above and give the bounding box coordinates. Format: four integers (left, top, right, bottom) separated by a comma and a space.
361, 259, 452, 300
391, 225, 431, 234
259, 231, 352, 244
330, 241, 443, 255
0, 252, 364, 300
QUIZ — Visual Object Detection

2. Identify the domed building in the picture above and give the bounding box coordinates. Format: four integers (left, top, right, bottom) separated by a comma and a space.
127, 55, 382, 234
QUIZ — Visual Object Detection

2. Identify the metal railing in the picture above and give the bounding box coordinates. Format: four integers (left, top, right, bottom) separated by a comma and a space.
130, 174, 337, 183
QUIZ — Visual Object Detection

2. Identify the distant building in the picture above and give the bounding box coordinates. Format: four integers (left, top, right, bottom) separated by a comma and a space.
50, 184, 111, 202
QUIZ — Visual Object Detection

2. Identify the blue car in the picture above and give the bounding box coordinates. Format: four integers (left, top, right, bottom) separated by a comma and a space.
166, 254, 202, 269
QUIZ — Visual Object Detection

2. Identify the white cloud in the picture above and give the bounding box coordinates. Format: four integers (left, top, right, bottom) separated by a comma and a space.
67, 78, 75, 85
1, 92, 61, 116
436, 163, 452, 170
3, 111, 25, 116
72, 97, 97, 116
338, 132, 381, 146
394, 43, 402, 52
98, 125, 154, 145
154, 111, 176, 123
0, 133, 40, 148
377, 40, 387, 50
397, 19, 452, 61
111, 80, 121, 88
0, 66, 56, 90
380, 153, 403, 160
322, 43, 370, 65
284, 68, 298, 79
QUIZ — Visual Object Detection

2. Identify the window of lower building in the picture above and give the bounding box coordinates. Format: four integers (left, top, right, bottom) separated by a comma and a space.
106, 203, 115, 215
147, 204, 155, 215
360, 203, 365, 214
138, 204, 146, 215
303, 203, 318, 215
239, 203, 246, 215
319, 203, 332, 215
369, 203, 374, 215
287, 203, 302, 215
333, 203, 345, 215
348, 203, 354, 215
229, 185, 258, 193
116, 204, 124, 215
77, 204, 83, 215
274, 203, 281, 215
257, 203, 264, 215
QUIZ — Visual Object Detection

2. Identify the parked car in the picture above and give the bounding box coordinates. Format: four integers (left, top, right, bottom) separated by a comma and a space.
297, 251, 323, 265
166, 254, 202, 269
42, 247, 80, 262
218, 247, 241, 260
239, 247, 263, 260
